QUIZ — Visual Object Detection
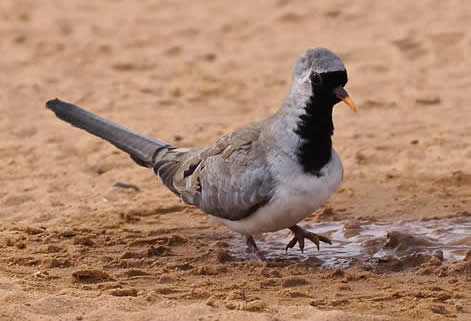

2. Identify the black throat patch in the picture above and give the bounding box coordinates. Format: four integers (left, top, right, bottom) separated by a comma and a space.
294, 71, 347, 176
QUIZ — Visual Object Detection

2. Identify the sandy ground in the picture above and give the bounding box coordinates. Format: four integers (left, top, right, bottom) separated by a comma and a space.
1, 0, 471, 320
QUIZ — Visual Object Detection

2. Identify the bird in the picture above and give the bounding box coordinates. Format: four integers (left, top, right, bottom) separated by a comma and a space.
46, 48, 356, 259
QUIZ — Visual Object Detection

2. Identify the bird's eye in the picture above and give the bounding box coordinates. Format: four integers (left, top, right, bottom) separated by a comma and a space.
310, 72, 322, 86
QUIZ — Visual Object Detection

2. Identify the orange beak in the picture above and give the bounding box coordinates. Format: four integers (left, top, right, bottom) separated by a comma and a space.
334, 87, 357, 112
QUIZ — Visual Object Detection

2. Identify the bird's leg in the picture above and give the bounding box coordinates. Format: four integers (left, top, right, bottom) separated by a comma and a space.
285, 225, 332, 253
245, 235, 266, 260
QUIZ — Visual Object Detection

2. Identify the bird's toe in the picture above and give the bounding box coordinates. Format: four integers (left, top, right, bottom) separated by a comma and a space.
285, 225, 331, 253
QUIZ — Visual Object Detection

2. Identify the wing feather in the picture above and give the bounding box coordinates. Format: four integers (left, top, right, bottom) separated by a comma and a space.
153, 123, 276, 220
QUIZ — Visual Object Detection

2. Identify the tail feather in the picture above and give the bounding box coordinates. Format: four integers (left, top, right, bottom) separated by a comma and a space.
46, 98, 170, 167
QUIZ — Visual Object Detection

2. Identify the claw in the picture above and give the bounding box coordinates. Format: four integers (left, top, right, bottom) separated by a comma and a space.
318, 234, 332, 245
285, 225, 331, 253
306, 233, 320, 251
285, 237, 298, 252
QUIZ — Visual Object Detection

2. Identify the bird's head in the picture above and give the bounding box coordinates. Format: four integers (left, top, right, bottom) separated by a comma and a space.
290, 48, 357, 112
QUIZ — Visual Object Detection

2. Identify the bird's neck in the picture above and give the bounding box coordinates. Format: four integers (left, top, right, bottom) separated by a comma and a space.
294, 93, 334, 175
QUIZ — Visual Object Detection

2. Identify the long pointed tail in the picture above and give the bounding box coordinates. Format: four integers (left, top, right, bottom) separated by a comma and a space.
46, 99, 171, 167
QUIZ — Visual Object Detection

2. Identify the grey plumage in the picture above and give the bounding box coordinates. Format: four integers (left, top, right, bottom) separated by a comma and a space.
47, 99, 170, 168
46, 48, 354, 249
293, 48, 345, 77
46, 99, 277, 221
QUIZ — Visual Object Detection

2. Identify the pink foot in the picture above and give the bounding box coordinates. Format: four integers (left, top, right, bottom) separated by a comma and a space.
246, 235, 266, 260
285, 225, 332, 253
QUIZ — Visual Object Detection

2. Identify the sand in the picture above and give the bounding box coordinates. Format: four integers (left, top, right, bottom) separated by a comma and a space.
1, 0, 471, 320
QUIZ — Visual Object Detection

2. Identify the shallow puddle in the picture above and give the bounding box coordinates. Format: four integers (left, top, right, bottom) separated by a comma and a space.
231, 219, 471, 270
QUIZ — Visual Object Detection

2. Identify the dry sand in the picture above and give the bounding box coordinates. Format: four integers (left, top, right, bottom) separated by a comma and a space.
1, 0, 471, 320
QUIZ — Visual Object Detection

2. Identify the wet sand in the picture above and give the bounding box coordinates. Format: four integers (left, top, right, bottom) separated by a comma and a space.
1, 0, 471, 320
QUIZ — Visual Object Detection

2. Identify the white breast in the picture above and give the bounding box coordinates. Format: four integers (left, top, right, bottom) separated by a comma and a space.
211, 149, 343, 235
